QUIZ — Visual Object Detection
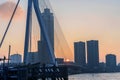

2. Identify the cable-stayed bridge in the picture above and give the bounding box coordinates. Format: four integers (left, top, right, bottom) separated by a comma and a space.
0, 0, 73, 64
0, 0, 74, 79
0, 0, 88, 78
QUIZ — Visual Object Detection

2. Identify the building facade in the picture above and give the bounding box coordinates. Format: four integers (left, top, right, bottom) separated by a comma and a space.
10, 54, 22, 64
27, 52, 39, 64
74, 41, 86, 66
106, 54, 116, 68
87, 40, 99, 69
38, 8, 54, 64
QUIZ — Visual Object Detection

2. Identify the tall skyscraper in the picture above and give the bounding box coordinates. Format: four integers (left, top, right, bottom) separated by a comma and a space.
41, 8, 54, 47
74, 41, 86, 66
38, 8, 54, 64
87, 40, 99, 69
106, 54, 116, 67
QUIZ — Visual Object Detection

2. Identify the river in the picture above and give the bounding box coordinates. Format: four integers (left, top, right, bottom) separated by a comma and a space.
69, 73, 120, 80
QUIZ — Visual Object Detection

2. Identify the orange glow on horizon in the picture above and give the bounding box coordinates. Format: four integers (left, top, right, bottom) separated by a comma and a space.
0, 0, 120, 64
65, 59, 70, 62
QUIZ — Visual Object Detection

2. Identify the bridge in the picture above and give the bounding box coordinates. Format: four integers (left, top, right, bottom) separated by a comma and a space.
0, 63, 68, 80
0, 0, 71, 80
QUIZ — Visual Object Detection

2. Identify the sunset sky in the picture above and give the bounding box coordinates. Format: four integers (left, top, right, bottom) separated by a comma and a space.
0, 0, 120, 63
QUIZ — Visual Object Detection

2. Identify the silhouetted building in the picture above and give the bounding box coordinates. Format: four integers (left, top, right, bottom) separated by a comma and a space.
99, 62, 106, 72
38, 8, 54, 64
74, 41, 86, 66
87, 40, 99, 69
55, 58, 64, 64
106, 54, 116, 68
27, 52, 39, 64
10, 54, 22, 64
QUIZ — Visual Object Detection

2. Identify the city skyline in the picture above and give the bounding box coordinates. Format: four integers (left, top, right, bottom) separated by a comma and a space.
0, 0, 120, 63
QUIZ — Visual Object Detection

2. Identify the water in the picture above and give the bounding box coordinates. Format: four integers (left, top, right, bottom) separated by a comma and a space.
69, 73, 120, 80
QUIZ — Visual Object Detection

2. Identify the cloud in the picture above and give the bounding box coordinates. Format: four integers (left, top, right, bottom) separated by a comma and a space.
0, 1, 25, 20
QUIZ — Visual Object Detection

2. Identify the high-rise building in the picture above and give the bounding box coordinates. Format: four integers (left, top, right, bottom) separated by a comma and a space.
87, 40, 99, 69
74, 41, 86, 66
10, 54, 22, 64
106, 54, 116, 67
38, 8, 54, 64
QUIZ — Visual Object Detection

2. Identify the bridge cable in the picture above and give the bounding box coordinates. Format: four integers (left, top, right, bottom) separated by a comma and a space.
43, 0, 73, 60
0, 0, 20, 48
29, 12, 32, 52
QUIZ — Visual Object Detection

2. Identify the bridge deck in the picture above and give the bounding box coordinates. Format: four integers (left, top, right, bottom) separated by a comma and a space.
0, 64, 68, 80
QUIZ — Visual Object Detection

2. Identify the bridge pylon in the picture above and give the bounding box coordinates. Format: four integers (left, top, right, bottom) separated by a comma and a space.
24, 0, 56, 65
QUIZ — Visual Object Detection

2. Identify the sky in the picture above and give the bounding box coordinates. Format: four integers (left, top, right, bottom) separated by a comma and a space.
0, 0, 120, 63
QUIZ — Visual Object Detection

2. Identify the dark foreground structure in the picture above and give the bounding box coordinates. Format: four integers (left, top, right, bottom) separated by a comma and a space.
0, 63, 68, 80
